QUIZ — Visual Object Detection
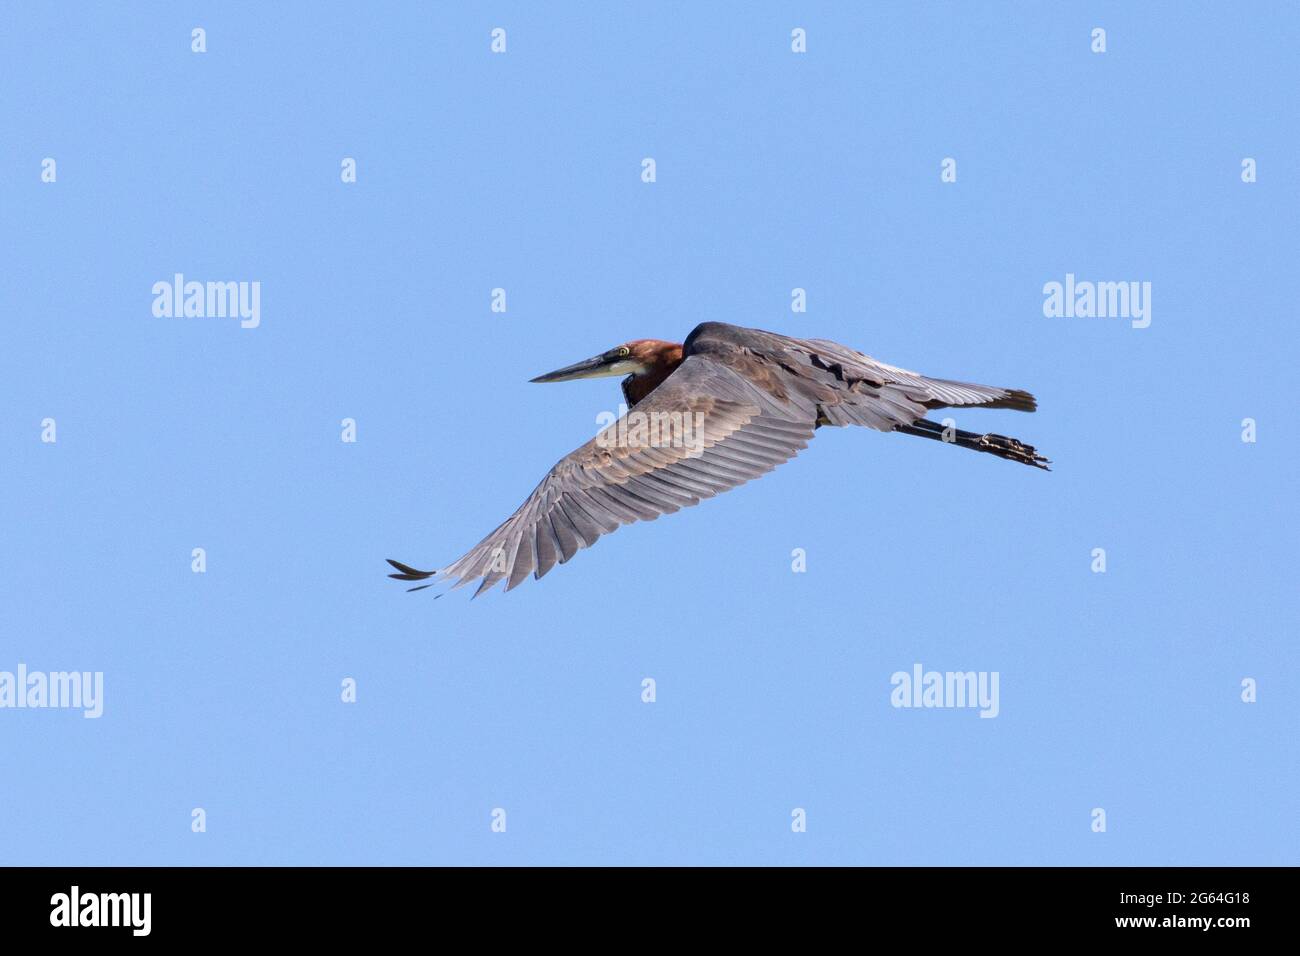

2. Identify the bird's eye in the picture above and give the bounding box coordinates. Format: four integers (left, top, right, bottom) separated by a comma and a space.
618, 347, 630, 357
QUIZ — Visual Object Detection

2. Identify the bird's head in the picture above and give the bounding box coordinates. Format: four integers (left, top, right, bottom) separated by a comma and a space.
530, 339, 681, 383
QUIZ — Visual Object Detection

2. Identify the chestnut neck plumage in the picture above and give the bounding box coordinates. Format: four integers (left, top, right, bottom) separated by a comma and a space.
621, 340, 684, 407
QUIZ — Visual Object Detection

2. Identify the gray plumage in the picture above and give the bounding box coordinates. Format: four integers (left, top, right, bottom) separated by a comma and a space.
388, 322, 1047, 596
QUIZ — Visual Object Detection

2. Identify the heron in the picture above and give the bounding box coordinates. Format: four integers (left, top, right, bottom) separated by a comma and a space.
388, 321, 1048, 595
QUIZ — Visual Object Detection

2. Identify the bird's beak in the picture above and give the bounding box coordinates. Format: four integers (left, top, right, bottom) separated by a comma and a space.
530, 353, 639, 383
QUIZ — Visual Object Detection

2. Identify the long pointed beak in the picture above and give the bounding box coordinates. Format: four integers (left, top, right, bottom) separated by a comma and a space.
530, 353, 632, 383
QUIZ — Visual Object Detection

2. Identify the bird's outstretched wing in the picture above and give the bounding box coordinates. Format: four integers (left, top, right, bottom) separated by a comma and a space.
797, 335, 1037, 417
388, 353, 816, 596
682, 324, 1036, 431
676, 322, 1045, 464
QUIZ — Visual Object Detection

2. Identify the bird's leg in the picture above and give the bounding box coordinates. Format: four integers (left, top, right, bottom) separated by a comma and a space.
894, 419, 1050, 470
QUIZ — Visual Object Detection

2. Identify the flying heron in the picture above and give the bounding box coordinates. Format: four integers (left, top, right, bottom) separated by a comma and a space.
388, 321, 1048, 595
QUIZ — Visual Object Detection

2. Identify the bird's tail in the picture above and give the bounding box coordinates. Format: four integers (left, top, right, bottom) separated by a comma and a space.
894, 418, 1050, 470
386, 559, 441, 593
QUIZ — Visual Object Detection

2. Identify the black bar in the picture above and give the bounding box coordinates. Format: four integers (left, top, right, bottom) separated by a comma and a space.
0, 866, 1282, 941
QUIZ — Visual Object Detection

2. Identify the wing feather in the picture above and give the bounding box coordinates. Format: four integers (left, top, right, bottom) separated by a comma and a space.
412, 355, 815, 594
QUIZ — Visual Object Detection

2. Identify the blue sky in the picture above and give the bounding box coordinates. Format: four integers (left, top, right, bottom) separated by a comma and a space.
1, 2, 1296, 865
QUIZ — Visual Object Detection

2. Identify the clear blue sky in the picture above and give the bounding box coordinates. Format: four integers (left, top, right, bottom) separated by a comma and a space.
2, 2, 1295, 866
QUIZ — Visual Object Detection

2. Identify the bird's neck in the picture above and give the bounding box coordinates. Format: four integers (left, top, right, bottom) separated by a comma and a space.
622, 344, 683, 407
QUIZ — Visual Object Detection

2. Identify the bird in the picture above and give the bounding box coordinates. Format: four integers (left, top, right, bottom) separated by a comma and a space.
388, 321, 1048, 596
